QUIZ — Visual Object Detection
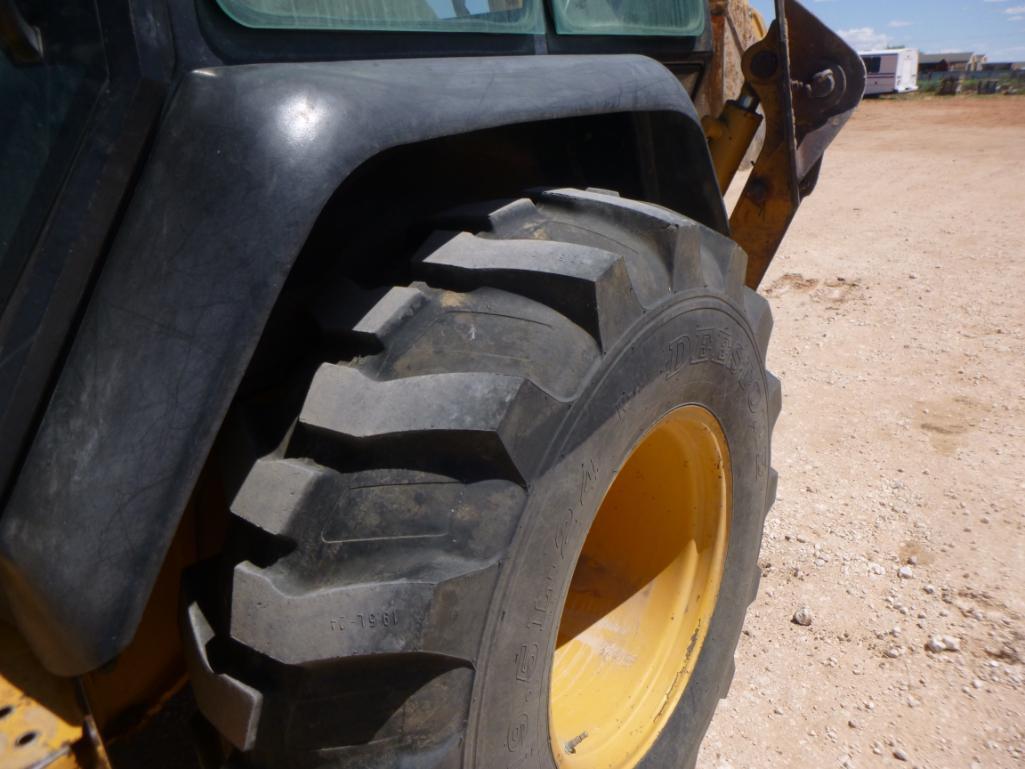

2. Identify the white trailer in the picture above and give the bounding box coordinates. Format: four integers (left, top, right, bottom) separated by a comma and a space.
860, 48, 919, 95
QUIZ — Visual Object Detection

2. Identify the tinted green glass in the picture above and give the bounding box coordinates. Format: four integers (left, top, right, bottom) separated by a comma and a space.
217, 0, 543, 33
551, 0, 705, 36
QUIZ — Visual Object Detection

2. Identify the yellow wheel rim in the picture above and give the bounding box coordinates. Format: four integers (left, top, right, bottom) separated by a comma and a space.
549, 405, 732, 769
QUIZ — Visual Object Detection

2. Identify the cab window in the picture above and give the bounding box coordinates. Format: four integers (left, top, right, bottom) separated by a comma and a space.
216, 0, 544, 33
550, 0, 705, 36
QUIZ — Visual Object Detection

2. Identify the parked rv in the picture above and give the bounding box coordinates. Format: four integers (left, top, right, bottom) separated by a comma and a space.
861, 48, 919, 95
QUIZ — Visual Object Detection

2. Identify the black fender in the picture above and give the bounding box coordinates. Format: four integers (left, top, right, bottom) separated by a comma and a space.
0, 54, 726, 675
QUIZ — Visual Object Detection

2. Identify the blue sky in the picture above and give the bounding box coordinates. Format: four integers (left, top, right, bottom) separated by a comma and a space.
748, 0, 1025, 61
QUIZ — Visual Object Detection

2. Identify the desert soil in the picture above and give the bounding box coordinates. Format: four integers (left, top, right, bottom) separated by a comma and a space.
698, 96, 1025, 768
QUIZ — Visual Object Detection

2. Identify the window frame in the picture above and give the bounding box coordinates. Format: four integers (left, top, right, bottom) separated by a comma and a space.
547, 0, 706, 39
212, 0, 706, 38
215, 0, 547, 35
195, 0, 714, 67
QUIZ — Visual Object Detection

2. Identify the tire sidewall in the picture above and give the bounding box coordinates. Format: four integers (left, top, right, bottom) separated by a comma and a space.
468, 295, 771, 769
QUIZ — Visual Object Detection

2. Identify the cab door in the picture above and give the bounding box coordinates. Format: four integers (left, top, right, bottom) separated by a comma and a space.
0, 0, 170, 501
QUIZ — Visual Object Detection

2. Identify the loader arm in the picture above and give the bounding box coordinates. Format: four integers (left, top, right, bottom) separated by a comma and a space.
705, 0, 866, 287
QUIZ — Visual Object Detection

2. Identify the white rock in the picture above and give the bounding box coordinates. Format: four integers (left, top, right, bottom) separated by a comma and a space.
898, 565, 914, 580
925, 635, 961, 653
793, 607, 814, 626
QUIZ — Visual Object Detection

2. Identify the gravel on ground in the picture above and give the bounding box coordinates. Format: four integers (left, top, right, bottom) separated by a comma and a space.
700, 96, 1025, 769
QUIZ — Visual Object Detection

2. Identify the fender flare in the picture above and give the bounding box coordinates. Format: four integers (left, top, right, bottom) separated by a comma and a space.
0, 54, 725, 674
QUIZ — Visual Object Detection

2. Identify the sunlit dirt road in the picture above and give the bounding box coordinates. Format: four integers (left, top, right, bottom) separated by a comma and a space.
700, 96, 1025, 769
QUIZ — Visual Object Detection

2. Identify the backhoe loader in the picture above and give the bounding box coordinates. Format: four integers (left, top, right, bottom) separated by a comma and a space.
0, 0, 863, 766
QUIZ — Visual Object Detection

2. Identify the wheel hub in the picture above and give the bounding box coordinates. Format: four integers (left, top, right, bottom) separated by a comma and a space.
549, 405, 732, 768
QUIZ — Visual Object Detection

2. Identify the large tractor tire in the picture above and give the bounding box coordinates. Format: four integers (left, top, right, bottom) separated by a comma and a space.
184, 188, 779, 769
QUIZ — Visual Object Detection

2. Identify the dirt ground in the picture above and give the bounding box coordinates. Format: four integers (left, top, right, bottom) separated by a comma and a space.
698, 97, 1025, 768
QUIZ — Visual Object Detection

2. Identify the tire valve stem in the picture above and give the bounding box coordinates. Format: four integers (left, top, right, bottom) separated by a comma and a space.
565, 731, 589, 754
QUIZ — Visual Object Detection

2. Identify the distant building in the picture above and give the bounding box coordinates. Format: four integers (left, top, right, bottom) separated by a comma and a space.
859, 49, 919, 95
919, 52, 987, 73
980, 62, 1025, 80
